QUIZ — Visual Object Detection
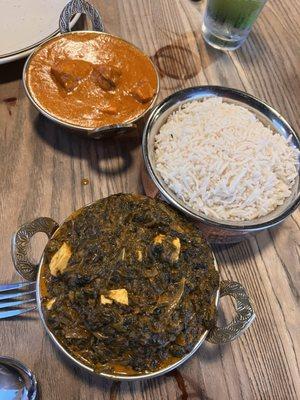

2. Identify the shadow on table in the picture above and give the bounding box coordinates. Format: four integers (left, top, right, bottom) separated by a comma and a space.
0, 59, 26, 85
34, 113, 143, 176
212, 224, 280, 265
2, 315, 37, 322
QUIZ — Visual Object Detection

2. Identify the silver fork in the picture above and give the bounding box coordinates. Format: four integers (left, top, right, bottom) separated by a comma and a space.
0, 281, 37, 319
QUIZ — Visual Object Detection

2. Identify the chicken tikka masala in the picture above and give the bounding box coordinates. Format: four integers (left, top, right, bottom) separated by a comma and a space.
26, 33, 158, 128
40, 194, 219, 375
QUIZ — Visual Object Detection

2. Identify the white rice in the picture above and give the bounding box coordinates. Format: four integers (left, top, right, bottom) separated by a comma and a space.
154, 98, 299, 221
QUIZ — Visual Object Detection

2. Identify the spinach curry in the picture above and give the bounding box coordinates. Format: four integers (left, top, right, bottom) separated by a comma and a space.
41, 194, 219, 375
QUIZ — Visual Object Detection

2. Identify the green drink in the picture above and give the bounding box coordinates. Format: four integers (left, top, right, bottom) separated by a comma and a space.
202, 0, 267, 50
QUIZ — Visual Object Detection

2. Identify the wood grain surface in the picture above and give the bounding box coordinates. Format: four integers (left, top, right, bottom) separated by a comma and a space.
0, 1, 299, 399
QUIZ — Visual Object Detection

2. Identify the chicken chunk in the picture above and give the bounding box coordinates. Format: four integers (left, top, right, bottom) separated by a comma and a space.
130, 79, 155, 103
93, 65, 121, 91
97, 98, 118, 115
51, 59, 93, 92
100, 103, 118, 115
49, 243, 72, 276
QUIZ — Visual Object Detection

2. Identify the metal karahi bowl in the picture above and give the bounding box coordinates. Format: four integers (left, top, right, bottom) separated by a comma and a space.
22, 0, 159, 139
142, 86, 300, 243
11, 196, 255, 381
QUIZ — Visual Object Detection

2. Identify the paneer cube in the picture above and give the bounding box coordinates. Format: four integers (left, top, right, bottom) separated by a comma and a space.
100, 295, 113, 305
46, 298, 56, 310
170, 237, 181, 262
49, 243, 72, 276
137, 250, 143, 261
153, 234, 166, 245
108, 288, 128, 305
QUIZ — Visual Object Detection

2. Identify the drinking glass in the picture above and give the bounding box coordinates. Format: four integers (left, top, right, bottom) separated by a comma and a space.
202, 0, 267, 51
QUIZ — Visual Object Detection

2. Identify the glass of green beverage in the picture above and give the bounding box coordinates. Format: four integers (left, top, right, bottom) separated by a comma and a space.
202, 0, 267, 50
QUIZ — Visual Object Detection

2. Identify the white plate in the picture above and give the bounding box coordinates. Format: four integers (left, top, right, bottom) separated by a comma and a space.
0, 0, 81, 64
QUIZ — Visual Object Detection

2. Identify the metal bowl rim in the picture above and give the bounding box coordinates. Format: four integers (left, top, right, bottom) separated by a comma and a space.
0, 356, 38, 399
142, 85, 300, 232
22, 30, 160, 133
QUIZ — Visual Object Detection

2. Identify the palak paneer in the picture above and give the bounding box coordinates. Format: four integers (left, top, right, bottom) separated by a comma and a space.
41, 194, 219, 375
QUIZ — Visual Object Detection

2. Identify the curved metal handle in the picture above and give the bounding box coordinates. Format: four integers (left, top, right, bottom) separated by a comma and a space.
59, 0, 104, 33
11, 217, 59, 281
89, 123, 136, 139
206, 280, 255, 344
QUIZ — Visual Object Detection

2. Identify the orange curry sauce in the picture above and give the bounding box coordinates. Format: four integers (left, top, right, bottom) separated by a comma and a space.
26, 32, 158, 128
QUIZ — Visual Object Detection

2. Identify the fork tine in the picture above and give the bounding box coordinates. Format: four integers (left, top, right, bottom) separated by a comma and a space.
0, 281, 36, 292
0, 289, 36, 301
0, 298, 36, 309
0, 306, 37, 320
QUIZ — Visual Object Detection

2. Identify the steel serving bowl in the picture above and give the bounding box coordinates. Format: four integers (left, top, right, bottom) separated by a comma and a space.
142, 86, 300, 243
22, 0, 159, 139
11, 202, 255, 381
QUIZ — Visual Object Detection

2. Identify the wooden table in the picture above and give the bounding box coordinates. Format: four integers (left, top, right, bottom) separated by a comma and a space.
0, 0, 299, 399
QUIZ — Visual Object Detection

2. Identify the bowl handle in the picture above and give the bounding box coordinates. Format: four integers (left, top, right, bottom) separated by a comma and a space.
11, 218, 59, 281
89, 123, 137, 139
206, 280, 255, 344
59, 0, 104, 34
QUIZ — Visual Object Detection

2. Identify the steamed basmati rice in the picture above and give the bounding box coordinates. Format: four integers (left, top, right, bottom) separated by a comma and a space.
154, 98, 299, 221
